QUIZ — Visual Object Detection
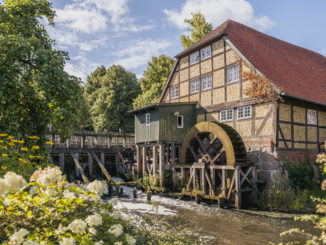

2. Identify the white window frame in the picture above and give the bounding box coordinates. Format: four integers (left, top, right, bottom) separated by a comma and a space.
170, 86, 179, 99
237, 105, 252, 120
226, 64, 240, 83
201, 74, 212, 91
220, 109, 234, 122
201, 46, 212, 60
190, 79, 200, 94
190, 51, 200, 65
145, 113, 150, 126
307, 109, 317, 125
177, 115, 184, 128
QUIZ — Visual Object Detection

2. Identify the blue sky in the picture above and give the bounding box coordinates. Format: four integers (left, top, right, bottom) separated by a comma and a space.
49, 0, 326, 83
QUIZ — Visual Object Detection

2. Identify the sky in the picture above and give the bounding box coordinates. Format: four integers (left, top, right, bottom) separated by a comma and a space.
48, 0, 326, 83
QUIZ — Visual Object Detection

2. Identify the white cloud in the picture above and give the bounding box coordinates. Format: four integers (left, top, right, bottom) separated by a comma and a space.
65, 55, 100, 83
56, 4, 107, 33
163, 0, 274, 31
55, 0, 154, 34
112, 40, 173, 69
48, 28, 108, 52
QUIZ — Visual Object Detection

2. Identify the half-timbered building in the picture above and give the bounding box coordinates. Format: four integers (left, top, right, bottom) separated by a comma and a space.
156, 19, 326, 184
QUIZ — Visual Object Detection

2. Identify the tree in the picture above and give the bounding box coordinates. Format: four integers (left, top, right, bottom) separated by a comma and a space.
0, 0, 85, 141
133, 55, 175, 109
84, 65, 140, 132
181, 11, 213, 49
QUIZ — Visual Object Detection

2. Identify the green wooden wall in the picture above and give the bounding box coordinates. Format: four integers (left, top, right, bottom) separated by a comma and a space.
134, 104, 196, 143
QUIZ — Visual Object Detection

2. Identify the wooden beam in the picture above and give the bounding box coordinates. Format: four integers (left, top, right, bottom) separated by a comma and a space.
159, 144, 165, 187
70, 152, 89, 183
59, 153, 65, 172
91, 152, 112, 182
88, 152, 93, 177
142, 146, 146, 178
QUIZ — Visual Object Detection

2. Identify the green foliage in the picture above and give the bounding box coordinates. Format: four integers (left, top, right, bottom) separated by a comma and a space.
284, 158, 315, 189
0, 0, 85, 141
133, 55, 174, 109
84, 65, 140, 132
180, 11, 213, 49
0, 134, 49, 179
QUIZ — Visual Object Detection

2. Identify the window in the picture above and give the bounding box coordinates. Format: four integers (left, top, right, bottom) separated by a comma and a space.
307, 109, 317, 125
220, 109, 234, 122
190, 79, 200, 94
201, 75, 212, 90
177, 115, 184, 128
145, 113, 150, 126
227, 64, 240, 83
201, 46, 212, 60
190, 51, 200, 65
170, 86, 179, 99
237, 105, 252, 119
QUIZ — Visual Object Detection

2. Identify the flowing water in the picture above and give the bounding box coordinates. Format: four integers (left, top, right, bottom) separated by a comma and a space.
109, 181, 316, 245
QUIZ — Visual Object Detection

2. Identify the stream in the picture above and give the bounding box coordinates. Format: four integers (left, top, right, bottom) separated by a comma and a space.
108, 181, 316, 244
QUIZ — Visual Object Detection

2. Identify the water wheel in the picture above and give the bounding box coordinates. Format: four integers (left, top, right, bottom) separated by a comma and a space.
180, 121, 247, 165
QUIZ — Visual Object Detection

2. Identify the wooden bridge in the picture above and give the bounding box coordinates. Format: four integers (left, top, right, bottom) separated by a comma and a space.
48, 131, 135, 182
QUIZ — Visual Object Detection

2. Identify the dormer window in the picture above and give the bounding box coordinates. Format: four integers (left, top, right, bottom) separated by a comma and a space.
190, 51, 200, 65
201, 46, 211, 60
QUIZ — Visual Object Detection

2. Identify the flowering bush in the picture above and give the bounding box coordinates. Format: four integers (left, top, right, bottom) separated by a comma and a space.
0, 166, 137, 244
0, 134, 50, 179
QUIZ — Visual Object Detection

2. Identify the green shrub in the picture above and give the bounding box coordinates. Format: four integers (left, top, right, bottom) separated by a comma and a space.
283, 158, 314, 190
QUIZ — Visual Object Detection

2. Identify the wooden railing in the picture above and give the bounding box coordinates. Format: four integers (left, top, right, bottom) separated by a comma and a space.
48, 131, 135, 149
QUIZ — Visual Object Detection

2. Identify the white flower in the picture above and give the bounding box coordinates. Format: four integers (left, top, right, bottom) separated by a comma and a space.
44, 188, 58, 197
115, 242, 123, 245
63, 190, 76, 199
85, 213, 102, 227
9, 228, 29, 245
68, 219, 86, 234
86, 180, 108, 196
30, 167, 62, 186
89, 227, 97, 235
59, 237, 75, 245
125, 234, 136, 245
94, 241, 104, 245
1, 172, 27, 195
108, 224, 123, 237
23, 240, 39, 245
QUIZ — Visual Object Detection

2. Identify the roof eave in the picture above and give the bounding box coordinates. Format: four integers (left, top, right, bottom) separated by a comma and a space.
280, 92, 326, 107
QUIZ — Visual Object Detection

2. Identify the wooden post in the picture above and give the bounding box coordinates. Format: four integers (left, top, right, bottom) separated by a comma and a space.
235, 166, 241, 209
71, 152, 89, 183
88, 152, 93, 177
115, 153, 120, 174
66, 139, 69, 148
81, 134, 85, 148
201, 165, 206, 194
59, 153, 65, 172
159, 144, 165, 187
221, 168, 226, 197
142, 146, 146, 178
123, 137, 126, 147
136, 145, 141, 178
171, 142, 175, 165
152, 145, 157, 175
210, 167, 216, 196
91, 152, 112, 182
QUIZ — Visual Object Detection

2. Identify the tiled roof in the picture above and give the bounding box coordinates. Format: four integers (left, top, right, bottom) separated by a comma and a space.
178, 20, 326, 105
